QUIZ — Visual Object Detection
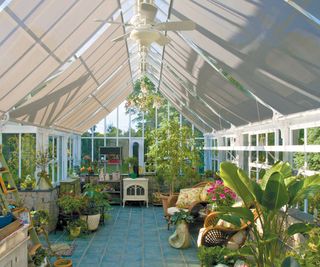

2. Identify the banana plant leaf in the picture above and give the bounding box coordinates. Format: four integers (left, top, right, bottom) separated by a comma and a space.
220, 162, 255, 207
260, 161, 292, 190
217, 206, 254, 223
286, 223, 314, 236
261, 172, 289, 210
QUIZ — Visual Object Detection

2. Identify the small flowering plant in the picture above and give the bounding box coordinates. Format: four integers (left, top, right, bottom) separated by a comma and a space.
207, 180, 237, 207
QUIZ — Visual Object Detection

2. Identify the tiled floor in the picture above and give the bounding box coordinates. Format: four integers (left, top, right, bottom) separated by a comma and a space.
48, 205, 201, 267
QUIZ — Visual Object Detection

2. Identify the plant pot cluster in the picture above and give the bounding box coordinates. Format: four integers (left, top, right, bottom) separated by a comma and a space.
57, 183, 110, 238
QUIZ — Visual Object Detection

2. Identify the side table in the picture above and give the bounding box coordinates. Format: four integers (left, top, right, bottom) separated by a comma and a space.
122, 178, 149, 207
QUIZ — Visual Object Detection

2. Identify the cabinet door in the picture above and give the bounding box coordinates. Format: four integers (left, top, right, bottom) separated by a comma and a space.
136, 185, 145, 196
126, 185, 136, 196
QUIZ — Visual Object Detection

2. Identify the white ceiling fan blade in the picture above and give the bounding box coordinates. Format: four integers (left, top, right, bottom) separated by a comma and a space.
140, 3, 158, 21
154, 20, 196, 31
155, 34, 170, 46
94, 19, 133, 27
111, 32, 131, 42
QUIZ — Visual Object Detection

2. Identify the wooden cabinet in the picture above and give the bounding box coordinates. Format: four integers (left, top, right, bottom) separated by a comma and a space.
0, 225, 29, 267
122, 178, 148, 207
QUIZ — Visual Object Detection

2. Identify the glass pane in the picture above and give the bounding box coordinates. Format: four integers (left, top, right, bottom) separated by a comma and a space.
2, 133, 19, 181
21, 133, 36, 179
268, 132, 275, 146
131, 112, 143, 137
307, 153, 320, 171
258, 151, 266, 163
307, 127, 320, 145
243, 134, 249, 146
250, 135, 256, 146
106, 108, 118, 137
118, 102, 130, 137
258, 134, 266, 146
251, 151, 257, 162
292, 129, 304, 145
94, 139, 105, 162
81, 138, 92, 159
267, 152, 275, 165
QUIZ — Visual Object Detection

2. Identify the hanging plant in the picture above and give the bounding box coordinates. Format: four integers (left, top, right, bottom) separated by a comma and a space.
125, 76, 163, 114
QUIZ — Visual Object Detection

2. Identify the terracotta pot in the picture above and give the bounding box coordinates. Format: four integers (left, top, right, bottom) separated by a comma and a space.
80, 214, 100, 231
54, 258, 72, 267
168, 220, 191, 249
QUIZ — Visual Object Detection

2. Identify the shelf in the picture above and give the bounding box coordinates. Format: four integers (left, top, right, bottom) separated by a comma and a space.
98, 180, 121, 183
105, 191, 120, 193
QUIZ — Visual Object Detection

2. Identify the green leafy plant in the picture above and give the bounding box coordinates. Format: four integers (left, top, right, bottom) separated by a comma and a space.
125, 76, 163, 114
287, 226, 320, 266
67, 218, 87, 229
206, 179, 237, 207
32, 247, 48, 267
204, 170, 214, 179
36, 149, 53, 188
170, 210, 194, 225
217, 161, 320, 266
198, 246, 242, 267
20, 174, 36, 190
147, 119, 200, 193
57, 195, 84, 214
82, 184, 110, 215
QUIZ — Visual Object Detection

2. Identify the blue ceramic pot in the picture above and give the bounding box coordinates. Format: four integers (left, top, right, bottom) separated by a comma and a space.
0, 212, 13, 228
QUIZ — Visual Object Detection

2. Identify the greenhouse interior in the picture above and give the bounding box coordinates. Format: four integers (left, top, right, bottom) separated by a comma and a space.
0, 0, 319, 266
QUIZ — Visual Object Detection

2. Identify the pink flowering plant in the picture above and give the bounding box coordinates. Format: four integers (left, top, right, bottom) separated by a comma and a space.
207, 180, 237, 207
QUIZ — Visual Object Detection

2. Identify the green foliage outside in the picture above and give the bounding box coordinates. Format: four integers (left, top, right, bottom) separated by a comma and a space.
2, 133, 36, 184
294, 127, 320, 171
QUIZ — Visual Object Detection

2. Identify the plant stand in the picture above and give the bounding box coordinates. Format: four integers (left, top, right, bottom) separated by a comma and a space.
168, 221, 191, 249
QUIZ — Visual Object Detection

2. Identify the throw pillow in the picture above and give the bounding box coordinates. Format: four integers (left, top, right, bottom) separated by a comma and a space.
199, 182, 213, 202
216, 219, 238, 230
175, 187, 202, 209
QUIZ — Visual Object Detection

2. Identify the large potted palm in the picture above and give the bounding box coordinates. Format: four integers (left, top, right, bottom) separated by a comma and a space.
147, 119, 200, 215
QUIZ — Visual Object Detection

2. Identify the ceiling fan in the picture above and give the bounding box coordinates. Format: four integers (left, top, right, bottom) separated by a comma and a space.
96, 1, 195, 74
96, 1, 196, 47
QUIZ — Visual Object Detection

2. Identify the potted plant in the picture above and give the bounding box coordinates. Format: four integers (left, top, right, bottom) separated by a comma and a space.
20, 174, 36, 190
205, 179, 237, 211
147, 119, 200, 214
36, 150, 53, 190
80, 184, 110, 231
217, 161, 320, 266
125, 156, 139, 177
31, 247, 49, 267
168, 210, 194, 249
53, 258, 72, 267
67, 219, 87, 238
57, 195, 84, 215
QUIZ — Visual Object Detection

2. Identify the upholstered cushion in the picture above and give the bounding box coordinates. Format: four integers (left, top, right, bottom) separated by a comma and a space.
175, 188, 202, 209
167, 207, 188, 216
216, 219, 238, 230
199, 183, 213, 202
